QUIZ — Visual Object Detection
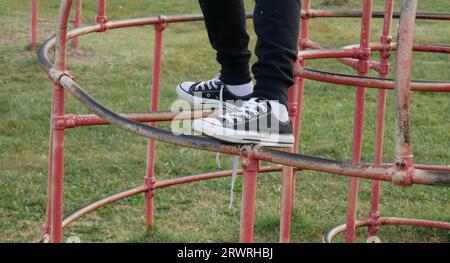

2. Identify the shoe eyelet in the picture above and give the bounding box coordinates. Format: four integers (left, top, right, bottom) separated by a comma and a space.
202, 87, 206, 90
206, 93, 210, 98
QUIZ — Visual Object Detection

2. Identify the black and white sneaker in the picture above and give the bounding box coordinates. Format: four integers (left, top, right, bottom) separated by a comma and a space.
176, 75, 253, 110
192, 98, 294, 147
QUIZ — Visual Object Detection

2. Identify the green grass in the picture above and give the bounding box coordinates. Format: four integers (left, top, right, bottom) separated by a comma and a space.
0, 0, 449, 243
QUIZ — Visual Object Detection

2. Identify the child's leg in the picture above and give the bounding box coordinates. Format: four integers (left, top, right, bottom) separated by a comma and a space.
252, 0, 301, 107
199, 0, 252, 85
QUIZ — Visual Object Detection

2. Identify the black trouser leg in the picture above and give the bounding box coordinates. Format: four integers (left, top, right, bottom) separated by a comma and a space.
198, 0, 252, 85
252, 0, 301, 106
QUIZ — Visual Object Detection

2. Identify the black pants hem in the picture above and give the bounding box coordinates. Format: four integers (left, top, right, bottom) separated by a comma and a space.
199, 0, 301, 106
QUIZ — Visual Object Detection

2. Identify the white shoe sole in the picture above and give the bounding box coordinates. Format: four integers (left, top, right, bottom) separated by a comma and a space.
176, 84, 237, 110
192, 119, 294, 148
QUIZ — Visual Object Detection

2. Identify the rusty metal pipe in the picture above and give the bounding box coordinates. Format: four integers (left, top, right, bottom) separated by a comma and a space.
62, 185, 148, 228
72, 0, 82, 49
62, 166, 283, 229
324, 216, 450, 243
31, 0, 39, 49
49, 0, 73, 244
154, 165, 283, 189
63, 111, 213, 128
393, 0, 419, 186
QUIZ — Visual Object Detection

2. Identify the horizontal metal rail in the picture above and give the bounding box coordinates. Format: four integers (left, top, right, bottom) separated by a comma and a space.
37, 14, 450, 187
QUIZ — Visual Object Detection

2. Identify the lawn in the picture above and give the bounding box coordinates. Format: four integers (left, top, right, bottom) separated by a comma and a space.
0, 0, 448, 243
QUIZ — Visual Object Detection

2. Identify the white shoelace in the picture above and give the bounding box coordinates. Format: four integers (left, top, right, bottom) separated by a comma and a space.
229, 155, 240, 208
194, 76, 221, 91
221, 99, 267, 208
214, 153, 240, 208
211, 84, 266, 209
221, 98, 267, 124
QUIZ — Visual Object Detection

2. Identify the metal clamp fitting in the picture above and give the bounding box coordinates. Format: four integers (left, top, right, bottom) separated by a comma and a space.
48, 69, 74, 86
52, 116, 67, 130
155, 15, 167, 31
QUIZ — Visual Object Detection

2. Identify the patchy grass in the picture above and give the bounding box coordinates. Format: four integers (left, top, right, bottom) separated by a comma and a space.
0, 0, 448, 243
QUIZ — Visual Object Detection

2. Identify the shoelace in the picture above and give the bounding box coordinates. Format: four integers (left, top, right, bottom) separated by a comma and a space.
221, 99, 268, 208
194, 76, 222, 92
229, 155, 240, 208
215, 153, 240, 208
204, 76, 253, 208
221, 98, 268, 124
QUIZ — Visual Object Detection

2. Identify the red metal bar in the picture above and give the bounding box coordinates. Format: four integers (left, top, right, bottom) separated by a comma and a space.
298, 48, 360, 60
239, 155, 259, 243
279, 57, 299, 244
31, 0, 39, 49
279, 0, 311, 244
393, 0, 419, 186
61, 166, 283, 230
96, 0, 107, 24
62, 111, 213, 128
280, 165, 295, 243
303, 9, 450, 20
279, 82, 298, 243
145, 19, 166, 229
72, 0, 82, 49
63, 185, 148, 228
324, 216, 450, 243
155, 165, 283, 189
368, 0, 394, 238
49, 0, 72, 243
413, 44, 450, 53
42, 122, 53, 239
297, 67, 450, 92
346, 0, 373, 243
379, 217, 450, 229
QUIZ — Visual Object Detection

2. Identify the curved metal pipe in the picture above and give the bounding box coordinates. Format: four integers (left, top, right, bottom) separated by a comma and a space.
37, 4, 449, 187
323, 217, 450, 243
298, 67, 450, 92
62, 166, 284, 228
62, 185, 148, 228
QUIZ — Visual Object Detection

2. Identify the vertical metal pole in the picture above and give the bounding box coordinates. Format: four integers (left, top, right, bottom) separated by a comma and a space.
42, 114, 54, 240
72, 0, 82, 49
31, 0, 39, 49
279, 0, 309, 243
346, 0, 373, 243
280, 61, 298, 244
368, 0, 394, 238
145, 19, 165, 228
239, 156, 259, 243
393, 0, 418, 186
50, 0, 72, 243
96, 0, 107, 24
280, 164, 295, 243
